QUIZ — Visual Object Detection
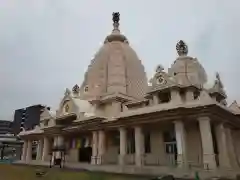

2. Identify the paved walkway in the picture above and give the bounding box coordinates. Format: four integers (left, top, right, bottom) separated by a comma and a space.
14, 160, 239, 179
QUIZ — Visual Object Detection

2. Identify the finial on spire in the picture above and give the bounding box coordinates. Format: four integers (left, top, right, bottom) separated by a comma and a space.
155, 64, 164, 73
176, 40, 188, 56
112, 12, 120, 31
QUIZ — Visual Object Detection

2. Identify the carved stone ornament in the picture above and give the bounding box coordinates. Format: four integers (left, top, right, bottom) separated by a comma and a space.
156, 75, 166, 85
176, 40, 188, 56
112, 12, 120, 30
72, 84, 80, 94
112, 12, 120, 23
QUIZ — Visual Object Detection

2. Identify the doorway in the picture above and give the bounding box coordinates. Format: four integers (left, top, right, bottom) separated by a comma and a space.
163, 130, 177, 165
78, 147, 92, 163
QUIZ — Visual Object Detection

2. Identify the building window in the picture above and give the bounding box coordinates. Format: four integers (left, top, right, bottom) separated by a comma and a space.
145, 101, 149, 106
65, 104, 69, 113
84, 86, 89, 92
158, 91, 171, 103
194, 91, 200, 100
144, 132, 151, 153
120, 104, 123, 112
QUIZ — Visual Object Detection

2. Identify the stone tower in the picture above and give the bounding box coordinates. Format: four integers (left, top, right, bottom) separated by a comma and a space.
80, 13, 148, 100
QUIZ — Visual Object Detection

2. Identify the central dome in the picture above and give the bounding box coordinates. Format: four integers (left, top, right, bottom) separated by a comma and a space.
80, 13, 148, 100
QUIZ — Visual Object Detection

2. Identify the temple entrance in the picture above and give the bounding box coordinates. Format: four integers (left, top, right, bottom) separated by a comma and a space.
163, 130, 177, 165
78, 147, 92, 163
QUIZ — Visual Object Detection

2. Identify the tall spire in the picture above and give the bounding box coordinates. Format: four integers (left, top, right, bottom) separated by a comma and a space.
112, 12, 120, 33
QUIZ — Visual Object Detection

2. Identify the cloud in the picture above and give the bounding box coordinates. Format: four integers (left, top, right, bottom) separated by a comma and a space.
0, 0, 240, 120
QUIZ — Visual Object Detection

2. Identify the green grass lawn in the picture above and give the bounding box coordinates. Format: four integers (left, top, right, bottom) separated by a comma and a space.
0, 164, 149, 180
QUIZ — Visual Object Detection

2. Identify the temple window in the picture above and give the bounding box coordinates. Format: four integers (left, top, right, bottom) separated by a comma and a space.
145, 100, 149, 106
64, 104, 69, 113
194, 91, 200, 100
158, 91, 171, 103
120, 103, 123, 112
84, 86, 89, 92
180, 90, 186, 102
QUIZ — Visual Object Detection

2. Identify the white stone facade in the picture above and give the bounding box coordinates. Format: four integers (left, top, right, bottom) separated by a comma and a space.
18, 13, 240, 178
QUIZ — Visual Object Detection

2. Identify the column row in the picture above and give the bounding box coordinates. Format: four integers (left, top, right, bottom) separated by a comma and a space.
90, 117, 237, 170
21, 137, 50, 162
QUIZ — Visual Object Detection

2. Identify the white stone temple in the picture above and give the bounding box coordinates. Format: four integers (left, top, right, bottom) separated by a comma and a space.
17, 12, 240, 179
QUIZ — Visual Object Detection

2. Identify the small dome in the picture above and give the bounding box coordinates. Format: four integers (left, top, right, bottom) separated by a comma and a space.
80, 13, 148, 99
168, 40, 207, 88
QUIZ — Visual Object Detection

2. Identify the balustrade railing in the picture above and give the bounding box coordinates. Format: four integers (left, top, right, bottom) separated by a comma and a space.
99, 153, 212, 170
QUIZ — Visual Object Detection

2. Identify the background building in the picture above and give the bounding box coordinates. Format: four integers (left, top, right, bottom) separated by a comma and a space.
12, 105, 45, 135
0, 120, 12, 135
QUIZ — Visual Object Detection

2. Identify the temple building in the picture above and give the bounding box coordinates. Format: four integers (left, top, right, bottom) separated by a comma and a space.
18, 13, 240, 178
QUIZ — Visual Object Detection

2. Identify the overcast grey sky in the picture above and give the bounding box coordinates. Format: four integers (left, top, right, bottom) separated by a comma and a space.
0, 0, 240, 120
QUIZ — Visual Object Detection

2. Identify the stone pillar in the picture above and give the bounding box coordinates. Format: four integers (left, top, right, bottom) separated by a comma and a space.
186, 89, 194, 101
42, 137, 49, 161
171, 89, 182, 104
36, 139, 43, 161
174, 121, 187, 167
135, 126, 144, 166
215, 123, 231, 168
56, 136, 64, 159
225, 127, 238, 169
91, 131, 98, 165
153, 94, 159, 105
119, 127, 127, 165
198, 117, 216, 169
26, 140, 32, 162
97, 130, 106, 164
21, 140, 28, 161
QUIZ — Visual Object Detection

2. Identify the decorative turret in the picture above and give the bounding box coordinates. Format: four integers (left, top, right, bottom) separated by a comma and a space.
149, 64, 167, 86
168, 40, 207, 88
229, 101, 240, 114
148, 64, 182, 104
209, 72, 227, 104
